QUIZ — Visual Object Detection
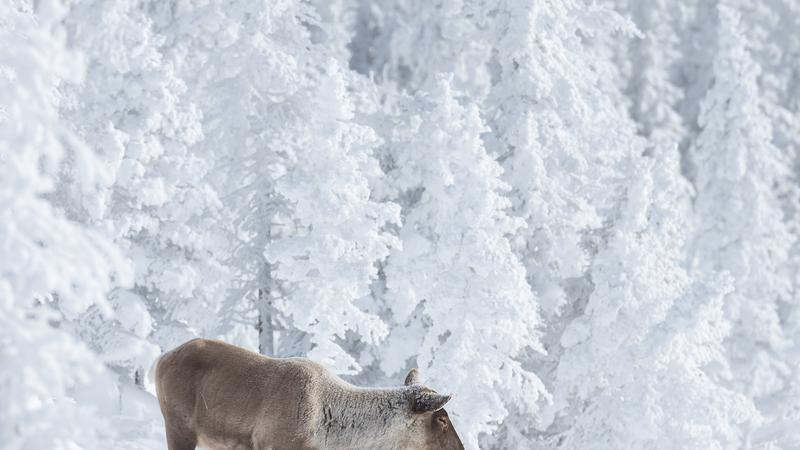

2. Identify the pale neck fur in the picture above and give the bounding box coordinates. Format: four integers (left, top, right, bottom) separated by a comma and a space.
314, 380, 419, 449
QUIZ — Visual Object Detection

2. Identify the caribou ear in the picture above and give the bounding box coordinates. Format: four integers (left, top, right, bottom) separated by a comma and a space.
404, 368, 422, 386
412, 391, 452, 413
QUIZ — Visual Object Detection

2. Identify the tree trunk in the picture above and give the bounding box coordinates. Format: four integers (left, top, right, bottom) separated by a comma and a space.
257, 287, 275, 356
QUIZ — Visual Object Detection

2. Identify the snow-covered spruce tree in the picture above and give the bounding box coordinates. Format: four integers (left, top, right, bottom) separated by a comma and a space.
149, 0, 401, 371
484, 1, 638, 320
263, 59, 401, 374
551, 149, 756, 449
347, 0, 642, 322
379, 76, 546, 449
731, 5, 800, 443
476, 8, 643, 446
146, 0, 315, 356
733, 0, 800, 168
58, 0, 230, 364
0, 1, 131, 446
688, 4, 796, 445
622, 0, 690, 151
307, 0, 358, 65
349, 0, 492, 99
615, 0, 721, 182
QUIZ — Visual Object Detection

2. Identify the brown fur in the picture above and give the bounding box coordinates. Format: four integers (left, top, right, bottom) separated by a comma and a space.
155, 338, 464, 450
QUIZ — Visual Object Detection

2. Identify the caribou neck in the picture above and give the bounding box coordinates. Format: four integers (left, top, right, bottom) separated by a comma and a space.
316, 384, 414, 448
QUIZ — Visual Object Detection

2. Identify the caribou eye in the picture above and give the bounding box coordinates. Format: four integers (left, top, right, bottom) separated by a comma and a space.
436, 415, 448, 431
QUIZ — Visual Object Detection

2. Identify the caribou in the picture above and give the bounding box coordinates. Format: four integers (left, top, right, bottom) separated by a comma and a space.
155, 338, 465, 450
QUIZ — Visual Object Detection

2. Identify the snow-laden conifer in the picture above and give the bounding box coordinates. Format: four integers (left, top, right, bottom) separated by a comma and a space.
0, 2, 131, 446
624, 0, 689, 150
349, 0, 492, 99
381, 76, 546, 448
483, 1, 637, 318
264, 59, 401, 374
554, 147, 756, 449
689, 4, 796, 445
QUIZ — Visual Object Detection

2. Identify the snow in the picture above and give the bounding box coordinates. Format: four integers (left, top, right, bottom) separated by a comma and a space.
3, 0, 800, 448
107, 384, 166, 450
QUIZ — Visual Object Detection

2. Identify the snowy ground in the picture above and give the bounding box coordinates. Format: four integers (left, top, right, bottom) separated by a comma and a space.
112, 386, 166, 450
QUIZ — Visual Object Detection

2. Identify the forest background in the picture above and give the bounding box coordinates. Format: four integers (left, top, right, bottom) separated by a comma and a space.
2, 0, 800, 448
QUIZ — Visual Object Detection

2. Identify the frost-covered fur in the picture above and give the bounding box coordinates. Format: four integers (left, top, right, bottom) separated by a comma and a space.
155, 339, 464, 450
